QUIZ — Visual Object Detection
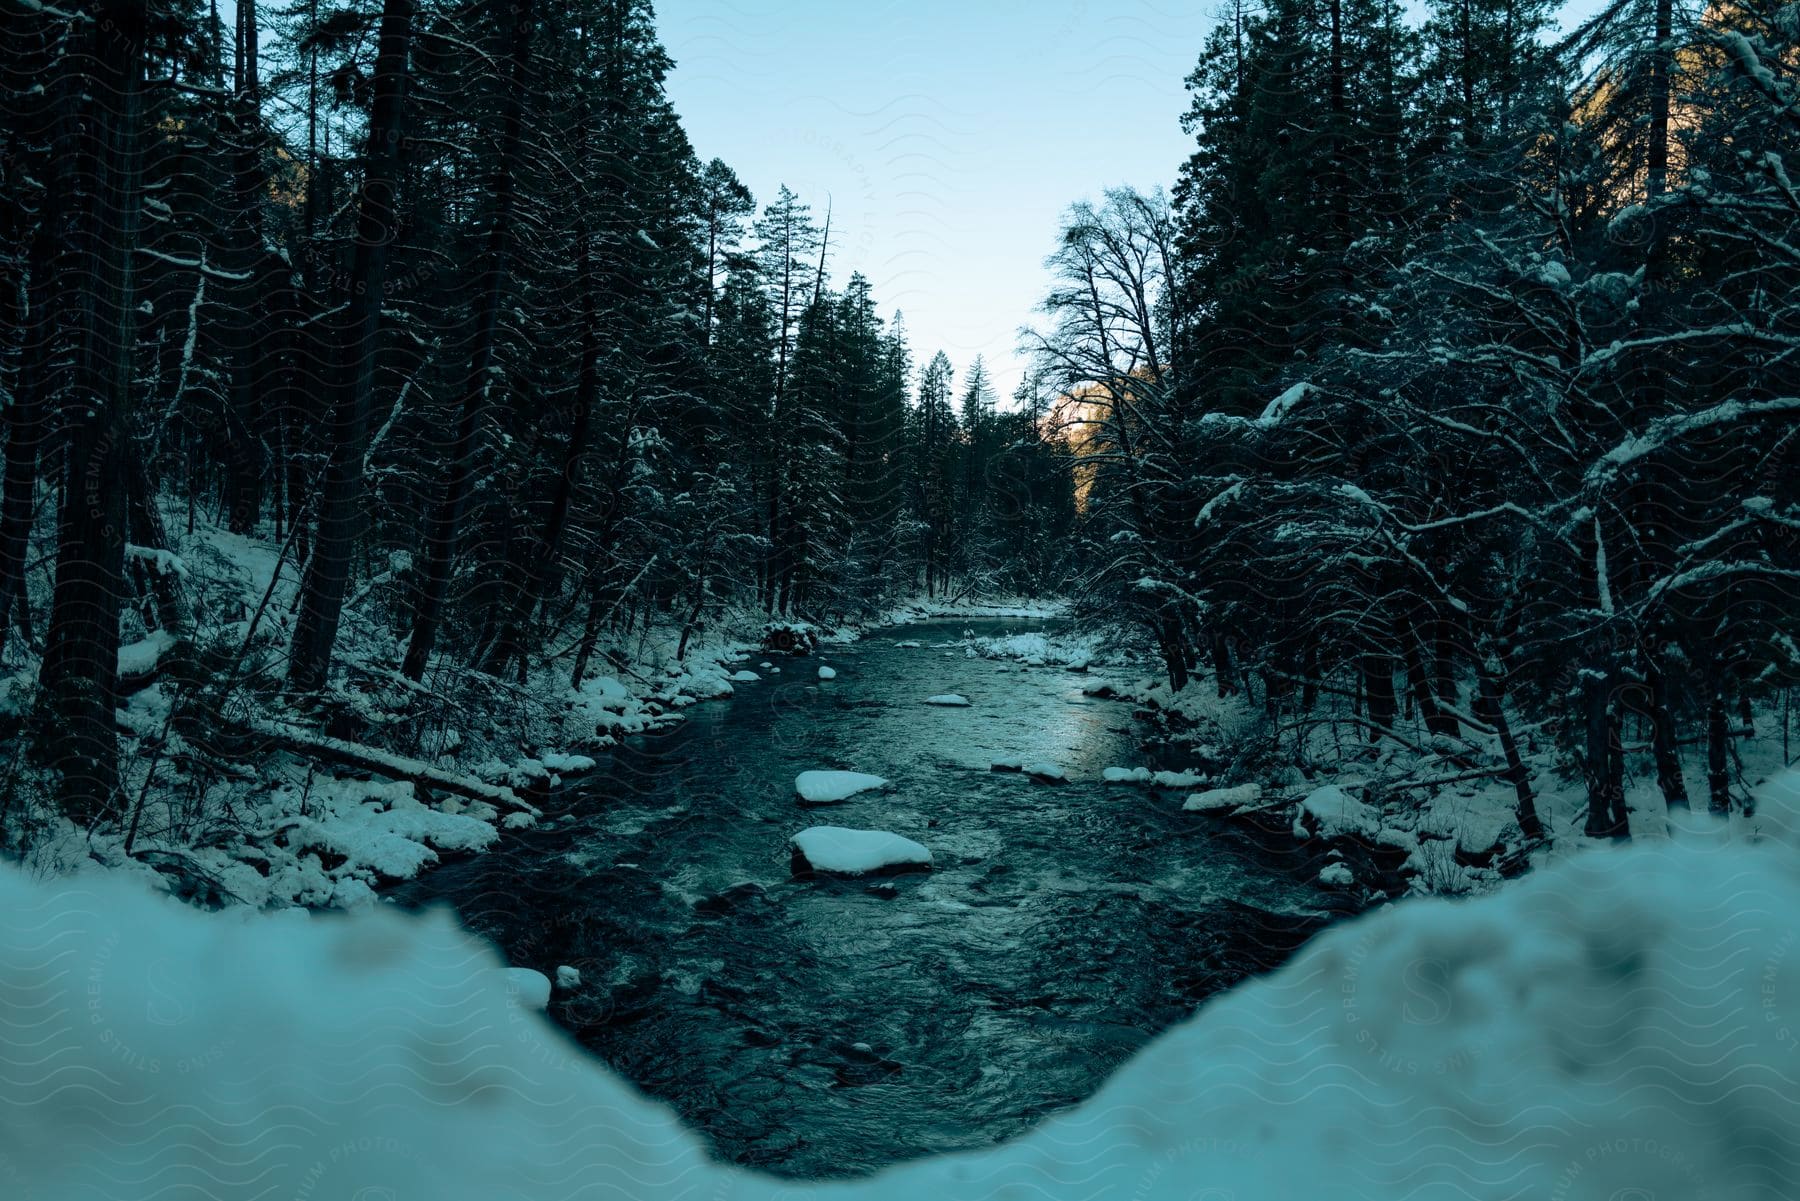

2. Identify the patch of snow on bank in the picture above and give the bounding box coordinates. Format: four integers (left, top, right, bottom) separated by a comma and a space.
287, 779, 499, 881
1184, 783, 1264, 812
1104, 766, 1207, 787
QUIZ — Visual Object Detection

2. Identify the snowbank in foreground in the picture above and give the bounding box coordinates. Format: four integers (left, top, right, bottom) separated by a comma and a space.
5, 782, 1800, 1198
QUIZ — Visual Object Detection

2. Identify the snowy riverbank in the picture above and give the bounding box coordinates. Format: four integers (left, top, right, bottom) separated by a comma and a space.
4, 768, 1796, 1199
964, 624, 1799, 900
0, 508, 1068, 914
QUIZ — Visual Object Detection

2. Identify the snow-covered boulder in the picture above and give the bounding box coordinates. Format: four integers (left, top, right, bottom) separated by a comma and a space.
1317, 862, 1355, 887
1025, 762, 1067, 783
761, 621, 819, 655
731, 670, 760, 682
790, 826, 932, 876
1104, 766, 1207, 788
555, 965, 582, 990
818, 665, 837, 680
924, 693, 971, 707
502, 967, 551, 1011
1184, 783, 1264, 812
990, 756, 1024, 772
795, 770, 888, 806
1298, 784, 1381, 839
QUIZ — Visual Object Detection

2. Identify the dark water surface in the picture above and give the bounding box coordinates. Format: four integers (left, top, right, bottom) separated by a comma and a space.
396, 618, 1329, 1178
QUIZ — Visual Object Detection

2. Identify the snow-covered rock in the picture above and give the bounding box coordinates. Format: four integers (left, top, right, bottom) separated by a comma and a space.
818, 665, 837, 679
1024, 762, 1067, 783
924, 693, 970, 706
502, 967, 551, 1011
789, 826, 932, 876
1317, 862, 1355, 887
989, 756, 1024, 772
731, 670, 760, 682
1104, 766, 1207, 788
1184, 782, 1264, 812
795, 770, 889, 805
1299, 784, 1381, 838
555, 965, 582, 989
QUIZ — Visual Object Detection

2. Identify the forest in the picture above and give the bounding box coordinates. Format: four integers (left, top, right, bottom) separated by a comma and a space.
0, 0, 1076, 880
6, 0, 1796, 878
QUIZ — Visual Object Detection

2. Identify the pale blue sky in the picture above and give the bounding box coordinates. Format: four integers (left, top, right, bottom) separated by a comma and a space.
658, 0, 1607, 400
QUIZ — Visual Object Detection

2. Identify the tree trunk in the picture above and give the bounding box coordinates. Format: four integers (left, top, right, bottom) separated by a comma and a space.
1400, 618, 1444, 735
37, 0, 149, 824
401, 1, 533, 680
570, 589, 604, 691
1646, 644, 1688, 810
1211, 634, 1235, 697
1157, 610, 1188, 693
1707, 692, 1731, 816
480, 227, 597, 677
1362, 645, 1398, 733
288, 0, 414, 692
1645, 0, 1673, 204
1431, 616, 1461, 736
1479, 665, 1543, 842
1582, 673, 1630, 840
1605, 704, 1630, 839
0, 253, 46, 652
220, 85, 266, 535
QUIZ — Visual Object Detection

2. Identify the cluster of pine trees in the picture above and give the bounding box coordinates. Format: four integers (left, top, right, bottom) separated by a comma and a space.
0, 0, 1073, 830
1041, 0, 1800, 834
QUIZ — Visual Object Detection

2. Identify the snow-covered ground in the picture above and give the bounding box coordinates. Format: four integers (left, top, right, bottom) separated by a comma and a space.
0, 510, 777, 910
4, 770, 1798, 1199
1062, 643, 1800, 900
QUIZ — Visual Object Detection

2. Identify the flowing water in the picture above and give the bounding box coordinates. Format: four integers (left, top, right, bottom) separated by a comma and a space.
396, 617, 1331, 1178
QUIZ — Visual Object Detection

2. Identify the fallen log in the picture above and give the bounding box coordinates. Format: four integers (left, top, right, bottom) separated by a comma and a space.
236, 717, 541, 816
